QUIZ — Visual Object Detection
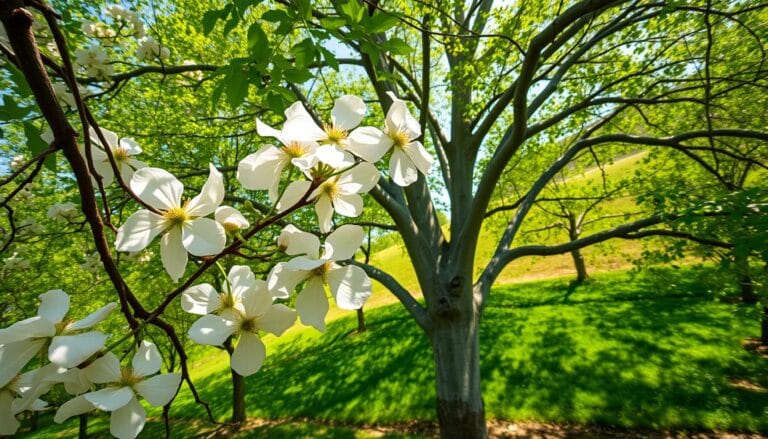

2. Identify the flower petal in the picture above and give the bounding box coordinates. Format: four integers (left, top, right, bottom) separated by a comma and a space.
115, 210, 166, 252
86, 352, 122, 384
49, 331, 107, 368
386, 93, 421, 139
255, 118, 283, 139
0, 390, 20, 435
92, 148, 115, 186
132, 341, 161, 377
186, 164, 224, 217
85, 386, 134, 411
134, 373, 180, 406
338, 162, 380, 194
403, 140, 433, 176
315, 144, 350, 168
129, 167, 182, 211
257, 304, 296, 336
282, 104, 327, 142
181, 218, 226, 256
68, 302, 117, 331
0, 339, 46, 388
327, 265, 372, 310
54, 394, 94, 424
296, 276, 329, 332
227, 265, 257, 300
215, 206, 249, 230
110, 396, 146, 439
241, 282, 272, 319
37, 289, 69, 324
230, 332, 266, 376
389, 147, 419, 187
117, 138, 141, 155
347, 126, 393, 162
314, 194, 334, 233
181, 283, 219, 315
188, 314, 235, 346
276, 180, 312, 213
161, 226, 187, 282
278, 224, 320, 258
267, 262, 310, 299
331, 95, 366, 131
325, 225, 365, 261
0, 316, 53, 345
284, 256, 325, 271
237, 145, 287, 198
90, 127, 118, 149
332, 193, 363, 218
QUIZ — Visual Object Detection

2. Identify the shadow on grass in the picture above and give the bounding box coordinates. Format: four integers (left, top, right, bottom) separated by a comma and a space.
22, 266, 768, 436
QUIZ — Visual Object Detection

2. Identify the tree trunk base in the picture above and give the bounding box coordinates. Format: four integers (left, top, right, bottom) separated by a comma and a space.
437, 399, 486, 439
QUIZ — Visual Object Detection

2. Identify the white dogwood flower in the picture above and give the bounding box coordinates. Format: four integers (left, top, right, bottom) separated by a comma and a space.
0, 367, 51, 436
214, 206, 249, 232
55, 341, 181, 439
188, 275, 296, 376
258, 96, 366, 168
75, 45, 113, 79
237, 141, 319, 202
276, 162, 380, 233
9, 154, 25, 171
347, 92, 433, 186
88, 127, 146, 187
136, 36, 169, 61
0, 290, 116, 373
181, 265, 257, 320
115, 165, 227, 282
4, 252, 30, 271
47, 202, 79, 223
268, 224, 371, 332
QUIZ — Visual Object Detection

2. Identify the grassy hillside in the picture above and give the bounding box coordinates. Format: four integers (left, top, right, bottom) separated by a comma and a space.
360, 151, 662, 313
24, 266, 768, 437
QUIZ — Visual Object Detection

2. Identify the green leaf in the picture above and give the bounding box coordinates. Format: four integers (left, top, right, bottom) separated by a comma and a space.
202, 10, 222, 35
23, 123, 56, 172
291, 38, 316, 69
320, 17, 346, 31
262, 9, 290, 23
366, 13, 400, 33
381, 37, 412, 55
283, 68, 313, 83
247, 22, 270, 61
6, 62, 33, 98
226, 64, 249, 109
339, 0, 364, 24
0, 96, 32, 120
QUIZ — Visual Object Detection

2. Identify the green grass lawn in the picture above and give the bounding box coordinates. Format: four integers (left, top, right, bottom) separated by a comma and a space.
21, 266, 768, 437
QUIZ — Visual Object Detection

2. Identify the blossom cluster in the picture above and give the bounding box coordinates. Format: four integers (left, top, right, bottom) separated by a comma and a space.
1, 93, 432, 437
76, 4, 170, 81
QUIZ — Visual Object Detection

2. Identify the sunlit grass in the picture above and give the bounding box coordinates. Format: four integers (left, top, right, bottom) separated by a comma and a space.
23, 266, 768, 436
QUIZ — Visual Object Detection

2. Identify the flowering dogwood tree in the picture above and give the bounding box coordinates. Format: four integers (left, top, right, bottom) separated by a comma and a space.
1, 1, 767, 438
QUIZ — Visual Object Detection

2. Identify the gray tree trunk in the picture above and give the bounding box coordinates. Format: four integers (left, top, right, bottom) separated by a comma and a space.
431, 305, 486, 438
571, 248, 589, 283
735, 253, 757, 304
761, 306, 768, 346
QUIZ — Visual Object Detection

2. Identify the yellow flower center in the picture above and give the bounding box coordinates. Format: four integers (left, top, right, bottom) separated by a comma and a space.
312, 260, 334, 283
281, 142, 307, 159
390, 130, 410, 149
323, 124, 348, 144
54, 319, 74, 335
118, 367, 142, 387
163, 206, 189, 227
239, 316, 258, 333
318, 180, 340, 200
113, 147, 130, 162
218, 292, 236, 313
